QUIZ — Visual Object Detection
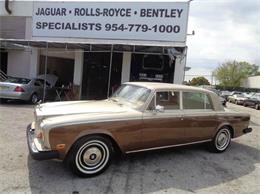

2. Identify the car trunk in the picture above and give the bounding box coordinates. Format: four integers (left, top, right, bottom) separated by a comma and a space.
0, 82, 22, 92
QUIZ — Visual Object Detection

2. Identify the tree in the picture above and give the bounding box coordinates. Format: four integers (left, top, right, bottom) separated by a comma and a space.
213, 60, 260, 87
188, 76, 210, 86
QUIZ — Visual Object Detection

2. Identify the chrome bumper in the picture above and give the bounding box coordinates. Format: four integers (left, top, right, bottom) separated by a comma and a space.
26, 123, 59, 160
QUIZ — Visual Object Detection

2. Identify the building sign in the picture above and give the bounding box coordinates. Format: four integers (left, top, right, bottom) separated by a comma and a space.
32, 2, 189, 42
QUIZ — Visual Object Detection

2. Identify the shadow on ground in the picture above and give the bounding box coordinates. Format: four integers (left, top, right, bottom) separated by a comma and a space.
27, 141, 260, 193
0, 100, 34, 108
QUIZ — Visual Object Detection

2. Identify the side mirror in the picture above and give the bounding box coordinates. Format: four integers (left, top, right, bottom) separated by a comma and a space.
155, 105, 164, 113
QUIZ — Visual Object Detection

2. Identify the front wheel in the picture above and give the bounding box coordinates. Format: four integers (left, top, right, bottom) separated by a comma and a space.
68, 136, 113, 177
255, 104, 260, 110
209, 127, 231, 153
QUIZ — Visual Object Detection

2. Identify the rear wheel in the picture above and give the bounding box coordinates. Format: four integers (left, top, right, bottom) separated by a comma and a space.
243, 102, 247, 107
68, 136, 113, 177
209, 127, 231, 153
30, 93, 38, 104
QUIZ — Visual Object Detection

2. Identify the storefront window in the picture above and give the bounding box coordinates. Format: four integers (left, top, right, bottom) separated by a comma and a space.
130, 53, 175, 83
81, 52, 122, 100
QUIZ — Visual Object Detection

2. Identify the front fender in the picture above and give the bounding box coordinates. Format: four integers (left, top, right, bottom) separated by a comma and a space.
48, 124, 122, 160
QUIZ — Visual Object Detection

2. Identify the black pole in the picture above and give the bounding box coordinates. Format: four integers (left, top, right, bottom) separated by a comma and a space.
43, 42, 48, 102
107, 45, 113, 98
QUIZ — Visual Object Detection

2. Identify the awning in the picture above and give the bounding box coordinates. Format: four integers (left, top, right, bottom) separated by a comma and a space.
0, 38, 186, 54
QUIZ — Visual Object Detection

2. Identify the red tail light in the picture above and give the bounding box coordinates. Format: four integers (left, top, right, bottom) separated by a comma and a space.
14, 86, 25, 92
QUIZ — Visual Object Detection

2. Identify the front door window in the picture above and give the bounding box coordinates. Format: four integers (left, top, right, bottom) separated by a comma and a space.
147, 91, 180, 111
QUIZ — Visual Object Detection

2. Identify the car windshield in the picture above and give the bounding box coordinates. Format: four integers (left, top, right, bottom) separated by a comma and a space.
4, 77, 31, 84
110, 84, 151, 109
252, 94, 260, 100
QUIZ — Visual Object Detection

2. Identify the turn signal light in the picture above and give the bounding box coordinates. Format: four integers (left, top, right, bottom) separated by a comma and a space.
14, 86, 25, 92
36, 132, 43, 139
56, 144, 66, 150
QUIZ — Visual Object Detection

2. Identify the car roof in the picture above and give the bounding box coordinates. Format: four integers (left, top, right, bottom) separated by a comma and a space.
124, 82, 212, 93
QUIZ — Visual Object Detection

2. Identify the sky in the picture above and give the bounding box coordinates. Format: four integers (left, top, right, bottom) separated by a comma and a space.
185, 0, 260, 82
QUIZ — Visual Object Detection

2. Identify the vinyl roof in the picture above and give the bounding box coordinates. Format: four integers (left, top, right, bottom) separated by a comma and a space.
124, 82, 212, 93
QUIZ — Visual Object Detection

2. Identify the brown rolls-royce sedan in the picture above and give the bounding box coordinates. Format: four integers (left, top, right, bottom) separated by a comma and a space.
27, 82, 252, 177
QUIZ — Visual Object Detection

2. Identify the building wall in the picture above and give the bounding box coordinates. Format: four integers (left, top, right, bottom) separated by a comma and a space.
40, 49, 75, 60
243, 76, 260, 89
0, 16, 26, 39
1, 1, 187, 86
0, 1, 33, 16
7, 50, 31, 78
121, 52, 131, 83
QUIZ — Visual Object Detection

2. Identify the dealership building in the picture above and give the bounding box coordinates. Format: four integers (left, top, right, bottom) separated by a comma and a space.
0, 1, 190, 100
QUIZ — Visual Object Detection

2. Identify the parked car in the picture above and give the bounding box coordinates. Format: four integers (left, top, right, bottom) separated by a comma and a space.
228, 94, 247, 105
242, 92, 255, 99
27, 82, 252, 177
243, 93, 260, 110
0, 74, 57, 104
220, 90, 232, 101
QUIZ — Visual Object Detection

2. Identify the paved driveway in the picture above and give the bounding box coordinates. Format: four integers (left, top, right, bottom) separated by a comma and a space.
0, 101, 259, 193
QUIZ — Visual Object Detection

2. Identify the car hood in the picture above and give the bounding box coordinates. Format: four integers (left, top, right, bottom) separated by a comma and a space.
35, 100, 128, 118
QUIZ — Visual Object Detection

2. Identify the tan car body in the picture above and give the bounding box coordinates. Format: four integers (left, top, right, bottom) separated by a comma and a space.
28, 82, 251, 160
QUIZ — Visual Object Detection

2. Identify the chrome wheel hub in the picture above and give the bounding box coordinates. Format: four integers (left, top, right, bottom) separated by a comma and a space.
75, 140, 110, 174
83, 147, 102, 166
215, 129, 231, 150
217, 133, 227, 146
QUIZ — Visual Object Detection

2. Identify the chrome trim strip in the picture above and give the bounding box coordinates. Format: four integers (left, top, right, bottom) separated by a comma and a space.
126, 139, 212, 154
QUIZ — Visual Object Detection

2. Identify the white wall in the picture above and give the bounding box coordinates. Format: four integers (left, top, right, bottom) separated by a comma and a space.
0, 1, 33, 16
7, 50, 31, 78
121, 52, 132, 83
40, 49, 75, 59
173, 55, 186, 84
243, 76, 260, 89
29, 48, 39, 78
73, 50, 84, 86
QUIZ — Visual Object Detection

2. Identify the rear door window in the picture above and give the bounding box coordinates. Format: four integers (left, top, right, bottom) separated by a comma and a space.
183, 91, 213, 110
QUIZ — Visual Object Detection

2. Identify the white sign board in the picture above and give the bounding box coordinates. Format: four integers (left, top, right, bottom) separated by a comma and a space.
32, 2, 189, 42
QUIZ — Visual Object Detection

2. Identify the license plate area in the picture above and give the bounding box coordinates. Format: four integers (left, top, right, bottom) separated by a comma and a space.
0, 86, 10, 90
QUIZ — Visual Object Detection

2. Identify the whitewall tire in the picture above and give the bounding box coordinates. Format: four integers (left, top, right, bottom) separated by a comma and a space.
68, 136, 113, 177
209, 127, 231, 153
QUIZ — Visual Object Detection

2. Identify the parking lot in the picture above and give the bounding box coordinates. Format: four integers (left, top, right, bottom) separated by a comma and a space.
0, 102, 259, 193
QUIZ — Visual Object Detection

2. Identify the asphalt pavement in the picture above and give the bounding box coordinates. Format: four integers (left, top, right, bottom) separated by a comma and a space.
0, 101, 259, 193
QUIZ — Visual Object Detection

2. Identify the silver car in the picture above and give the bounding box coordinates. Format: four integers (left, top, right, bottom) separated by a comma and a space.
0, 76, 57, 104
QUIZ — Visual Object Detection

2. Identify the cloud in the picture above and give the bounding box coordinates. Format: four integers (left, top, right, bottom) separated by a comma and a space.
185, 0, 260, 81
